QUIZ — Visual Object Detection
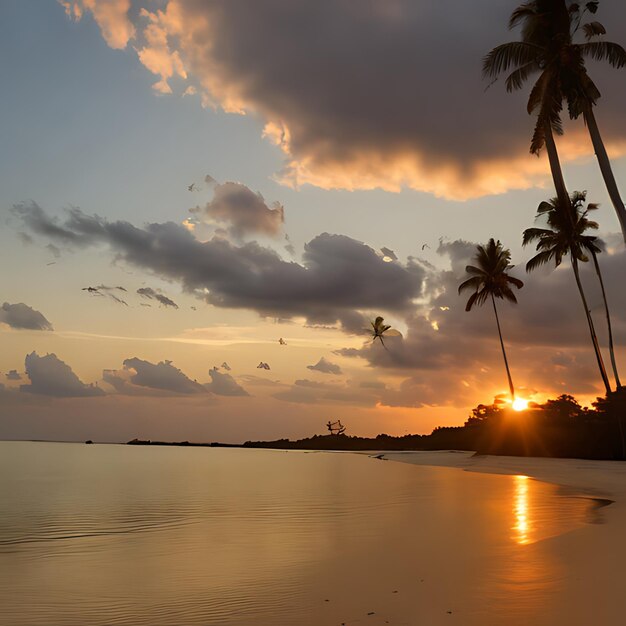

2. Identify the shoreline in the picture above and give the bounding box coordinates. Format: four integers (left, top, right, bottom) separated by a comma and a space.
368, 449, 626, 503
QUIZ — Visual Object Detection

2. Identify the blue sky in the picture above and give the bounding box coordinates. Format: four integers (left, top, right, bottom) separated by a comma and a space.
1, 0, 625, 442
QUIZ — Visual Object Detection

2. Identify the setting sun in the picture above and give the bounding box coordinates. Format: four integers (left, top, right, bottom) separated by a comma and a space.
512, 398, 529, 412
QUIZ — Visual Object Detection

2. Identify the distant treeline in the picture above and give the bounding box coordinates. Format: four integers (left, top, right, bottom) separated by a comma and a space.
242, 393, 626, 461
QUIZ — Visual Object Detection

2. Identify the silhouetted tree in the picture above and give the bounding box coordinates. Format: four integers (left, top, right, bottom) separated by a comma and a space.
459, 239, 524, 400
542, 394, 585, 421
592, 390, 626, 457
523, 192, 615, 393
484, 0, 626, 241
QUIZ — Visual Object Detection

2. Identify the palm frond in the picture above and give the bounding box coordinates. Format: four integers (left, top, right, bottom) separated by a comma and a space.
579, 41, 626, 68
464, 291, 479, 312
506, 275, 525, 289
509, 3, 537, 30
458, 276, 483, 294
583, 21, 607, 40
526, 249, 554, 272
500, 286, 519, 304
522, 227, 553, 246
483, 41, 542, 79
505, 61, 539, 91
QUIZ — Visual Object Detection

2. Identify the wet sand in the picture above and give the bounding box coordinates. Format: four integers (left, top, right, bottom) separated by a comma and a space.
367, 450, 626, 625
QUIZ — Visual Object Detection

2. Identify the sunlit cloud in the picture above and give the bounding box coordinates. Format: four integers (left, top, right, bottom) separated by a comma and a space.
59, 0, 626, 199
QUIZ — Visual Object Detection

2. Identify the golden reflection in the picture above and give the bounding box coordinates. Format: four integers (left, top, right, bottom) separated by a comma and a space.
513, 475, 530, 544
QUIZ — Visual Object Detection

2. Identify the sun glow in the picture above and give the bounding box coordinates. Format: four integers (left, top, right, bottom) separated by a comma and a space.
512, 398, 529, 412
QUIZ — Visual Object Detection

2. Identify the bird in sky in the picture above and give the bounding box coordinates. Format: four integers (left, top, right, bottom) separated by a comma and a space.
221, 362, 232, 371
257, 362, 271, 370
279, 338, 287, 345
422, 243, 430, 250
187, 183, 196, 192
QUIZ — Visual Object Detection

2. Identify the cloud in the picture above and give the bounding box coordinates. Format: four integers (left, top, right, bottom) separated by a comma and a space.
338, 236, 626, 405
62, 0, 626, 199
114, 357, 207, 394
306, 357, 342, 375
60, 0, 135, 49
21, 352, 105, 397
205, 368, 249, 396
13, 203, 425, 325
191, 182, 285, 239
137, 287, 179, 309
5, 370, 21, 381
0, 302, 53, 331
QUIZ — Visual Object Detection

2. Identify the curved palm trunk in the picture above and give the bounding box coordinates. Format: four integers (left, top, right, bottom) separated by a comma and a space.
491, 294, 515, 400
544, 120, 571, 211
591, 250, 622, 390
571, 255, 612, 395
584, 106, 626, 245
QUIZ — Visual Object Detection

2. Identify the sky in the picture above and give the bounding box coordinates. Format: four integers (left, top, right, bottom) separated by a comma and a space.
1, 0, 625, 443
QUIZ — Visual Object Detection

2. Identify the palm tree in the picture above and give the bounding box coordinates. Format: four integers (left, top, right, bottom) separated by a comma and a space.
459, 239, 524, 400
523, 191, 619, 393
484, 0, 626, 242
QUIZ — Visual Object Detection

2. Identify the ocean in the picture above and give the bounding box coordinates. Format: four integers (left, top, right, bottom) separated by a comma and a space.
0, 441, 600, 625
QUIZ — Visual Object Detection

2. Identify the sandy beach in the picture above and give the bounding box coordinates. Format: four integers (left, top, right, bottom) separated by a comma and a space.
366, 450, 626, 625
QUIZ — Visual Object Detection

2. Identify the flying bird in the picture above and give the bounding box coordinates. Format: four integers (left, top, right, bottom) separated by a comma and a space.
187, 183, 196, 192
221, 362, 232, 371
82, 285, 128, 305
279, 338, 287, 345
46, 262, 56, 266
422, 243, 430, 250
257, 362, 271, 370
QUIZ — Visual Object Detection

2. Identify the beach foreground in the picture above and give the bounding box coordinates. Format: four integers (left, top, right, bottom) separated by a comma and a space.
1, 443, 625, 625
370, 450, 626, 625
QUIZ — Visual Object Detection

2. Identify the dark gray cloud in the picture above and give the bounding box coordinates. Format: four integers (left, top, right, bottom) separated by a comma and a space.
137, 287, 179, 309
119, 358, 206, 395
5, 370, 21, 381
0, 302, 53, 331
306, 357, 343, 376
338, 236, 626, 403
88, 0, 626, 198
205, 368, 249, 396
191, 182, 285, 239
21, 352, 104, 397
12, 203, 425, 325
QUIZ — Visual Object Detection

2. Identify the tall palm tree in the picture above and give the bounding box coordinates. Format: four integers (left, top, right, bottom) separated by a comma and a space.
484, 0, 626, 242
523, 191, 619, 393
459, 239, 524, 400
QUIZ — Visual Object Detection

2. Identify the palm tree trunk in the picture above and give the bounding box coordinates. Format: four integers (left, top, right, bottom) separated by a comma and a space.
544, 119, 571, 211
591, 250, 621, 390
491, 294, 515, 400
571, 255, 612, 395
584, 106, 626, 245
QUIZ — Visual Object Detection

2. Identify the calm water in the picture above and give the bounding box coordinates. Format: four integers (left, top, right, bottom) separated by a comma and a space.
0, 442, 604, 625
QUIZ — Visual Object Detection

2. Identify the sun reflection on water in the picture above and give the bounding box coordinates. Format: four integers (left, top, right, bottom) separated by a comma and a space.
513, 475, 530, 544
